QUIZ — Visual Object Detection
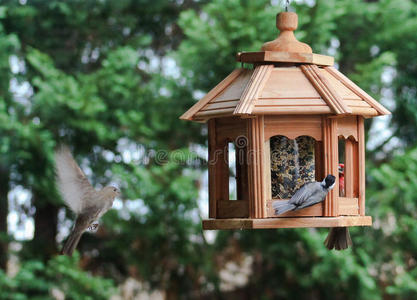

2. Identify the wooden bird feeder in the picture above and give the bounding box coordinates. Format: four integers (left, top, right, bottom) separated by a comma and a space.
180, 11, 391, 230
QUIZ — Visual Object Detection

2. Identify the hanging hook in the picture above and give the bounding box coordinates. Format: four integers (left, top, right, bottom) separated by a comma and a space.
285, 0, 290, 12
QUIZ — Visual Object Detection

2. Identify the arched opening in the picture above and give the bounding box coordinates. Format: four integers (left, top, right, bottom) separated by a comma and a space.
338, 137, 346, 197
228, 142, 237, 200
225, 136, 249, 201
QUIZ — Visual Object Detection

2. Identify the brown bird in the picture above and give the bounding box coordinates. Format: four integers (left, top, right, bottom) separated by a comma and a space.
55, 146, 120, 256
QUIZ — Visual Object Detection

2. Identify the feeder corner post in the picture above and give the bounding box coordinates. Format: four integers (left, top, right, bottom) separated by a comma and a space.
323, 116, 339, 217
247, 115, 267, 219
358, 116, 366, 215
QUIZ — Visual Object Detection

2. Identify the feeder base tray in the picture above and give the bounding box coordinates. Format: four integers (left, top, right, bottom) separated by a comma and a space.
202, 216, 372, 230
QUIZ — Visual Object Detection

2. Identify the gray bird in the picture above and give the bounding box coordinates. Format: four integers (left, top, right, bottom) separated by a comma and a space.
55, 146, 120, 256
273, 175, 336, 215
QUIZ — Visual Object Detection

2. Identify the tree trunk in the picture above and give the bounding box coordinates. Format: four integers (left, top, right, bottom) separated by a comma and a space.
30, 191, 58, 260
0, 165, 9, 270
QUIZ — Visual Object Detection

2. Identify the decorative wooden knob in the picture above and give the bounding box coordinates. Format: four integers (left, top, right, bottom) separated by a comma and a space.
261, 12, 312, 53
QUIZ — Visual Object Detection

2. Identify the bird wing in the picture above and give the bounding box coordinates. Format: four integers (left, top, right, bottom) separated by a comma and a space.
288, 182, 320, 206
55, 146, 96, 214
294, 184, 327, 210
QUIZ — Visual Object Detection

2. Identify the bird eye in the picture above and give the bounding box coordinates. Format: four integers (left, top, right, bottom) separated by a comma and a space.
113, 188, 117, 192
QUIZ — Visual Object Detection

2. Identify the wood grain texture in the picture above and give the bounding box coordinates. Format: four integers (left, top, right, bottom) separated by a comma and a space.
264, 115, 323, 141
211, 70, 253, 103
339, 197, 359, 215
204, 100, 240, 110
337, 116, 358, 140
234, 65, 274, 115
320, 69, 362, 100
350, 107, 378, 116
315, 141, 324, 181
195, 108, 235, 118
217, 200, 249, 218
323, 117, 339, 216
263, 140, 272, 204
253, 106, 332, 115
301, 65, 352, 115
261, 12, 312, 53
180, 69, 244, 121
209, 117, 250, 219
247, 116, 266, 218
236, 51, 334, 66
208, 119, 217, 218
358, 117, 366, 215
215, 117, 248, 142
260, 68, 321, 99
344, 99, 372, 108
257, 98, 326, 106
325, 66, 391, 115
267, 200, 323, 217
202, 216, 372, 230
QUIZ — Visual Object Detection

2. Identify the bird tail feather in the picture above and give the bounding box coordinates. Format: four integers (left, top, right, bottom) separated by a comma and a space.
272, 200, 296, 215
324, 227, 352, 250
61, 230, 83, 256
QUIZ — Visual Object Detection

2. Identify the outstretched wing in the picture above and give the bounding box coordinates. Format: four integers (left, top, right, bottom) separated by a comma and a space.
55, 146, 96, 214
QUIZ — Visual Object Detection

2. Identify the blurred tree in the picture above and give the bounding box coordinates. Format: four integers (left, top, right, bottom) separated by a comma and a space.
0, 5, 20, 270
1, 0, 205, 263
0, 254, 117, 299
0, 0, 416, 298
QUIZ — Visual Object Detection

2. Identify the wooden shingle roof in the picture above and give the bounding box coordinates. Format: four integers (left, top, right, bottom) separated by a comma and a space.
180, 64, 390, 122
180, 11, 390, 122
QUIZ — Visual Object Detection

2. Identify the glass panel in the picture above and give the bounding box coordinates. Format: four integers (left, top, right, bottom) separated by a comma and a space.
270, 135, 316, 199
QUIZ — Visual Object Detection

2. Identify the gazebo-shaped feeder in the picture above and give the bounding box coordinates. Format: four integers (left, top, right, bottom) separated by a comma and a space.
180, 11, 390, 230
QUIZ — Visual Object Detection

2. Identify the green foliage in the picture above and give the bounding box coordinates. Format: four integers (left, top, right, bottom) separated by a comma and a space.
0, 254, 116, 300
0, 0, 417, 299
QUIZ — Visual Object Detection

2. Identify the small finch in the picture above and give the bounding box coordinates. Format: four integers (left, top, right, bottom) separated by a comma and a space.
55, 146, 120, 256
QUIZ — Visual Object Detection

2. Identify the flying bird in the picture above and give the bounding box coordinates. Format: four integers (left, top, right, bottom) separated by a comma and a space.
55, 146, 120, 256
273, 175, 336, 215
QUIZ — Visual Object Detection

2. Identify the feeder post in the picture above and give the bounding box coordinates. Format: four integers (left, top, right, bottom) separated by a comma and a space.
323, 117, 339, 216
358, 117, 366, 215
247, 116, 267, 218
208, 119, 217, 218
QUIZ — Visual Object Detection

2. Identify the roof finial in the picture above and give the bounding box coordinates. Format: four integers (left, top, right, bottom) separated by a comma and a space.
261, 12, 312, 53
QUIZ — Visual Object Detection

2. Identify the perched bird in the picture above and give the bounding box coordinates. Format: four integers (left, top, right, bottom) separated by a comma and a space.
55, 146, 120, 256
324, 163, 352, 251
273, 175, 336, 215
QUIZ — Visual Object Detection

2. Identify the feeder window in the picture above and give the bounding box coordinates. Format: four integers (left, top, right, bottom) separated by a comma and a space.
228, 142, 237, 200
235, 136, 249, 201
270, 135, 316, 199
225, 136, 249, 201
339, 136, 359, 199
338, 138, 346, 197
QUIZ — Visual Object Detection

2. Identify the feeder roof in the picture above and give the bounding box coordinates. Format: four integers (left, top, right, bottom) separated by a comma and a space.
180, 12, 390, 122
